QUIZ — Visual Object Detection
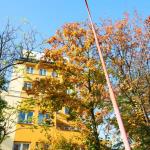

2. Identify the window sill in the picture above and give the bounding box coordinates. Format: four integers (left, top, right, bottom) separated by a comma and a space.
38, 123, 53, 127
18, 122, 34, 125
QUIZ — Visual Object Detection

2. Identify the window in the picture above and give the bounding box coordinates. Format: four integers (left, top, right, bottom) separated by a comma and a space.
148, 113, 150, 119
23, 82, 32, 90
51, 71, 58, 77
13, 142, 30, 150
39, 69, 47, 76
66, 89, 73, 94
26, 67, 34, 74
35, 142, 49, 150
38, 113, 51, 125
18, 111, 33, 124
64, 107, 69, 114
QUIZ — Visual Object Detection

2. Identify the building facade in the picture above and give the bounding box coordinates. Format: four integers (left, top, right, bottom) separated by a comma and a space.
1, 52, 82, 150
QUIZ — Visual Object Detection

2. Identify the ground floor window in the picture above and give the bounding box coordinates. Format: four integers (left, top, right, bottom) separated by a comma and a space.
35, 142, 49, 150
13, 142, 30, 150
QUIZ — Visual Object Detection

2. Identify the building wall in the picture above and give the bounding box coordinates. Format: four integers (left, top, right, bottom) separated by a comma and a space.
1, 61, 82, 150
1, 64, 25, 150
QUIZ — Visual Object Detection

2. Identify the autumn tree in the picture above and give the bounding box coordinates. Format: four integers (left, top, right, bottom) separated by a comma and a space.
29, 23, 111, 150
26, 15, 149, 149
99, 15, 150, 149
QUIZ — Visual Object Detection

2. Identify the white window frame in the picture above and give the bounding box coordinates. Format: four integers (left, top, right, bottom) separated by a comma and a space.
66, 89, 73, 94
26, 66, 34, 74
23, 82, 32, 90
64, 107, 69, 114
18, 111, 33, 124
35, 142, 50, 150
13, 142, 30, 150
38, 112, 51, 125
39, 69, 47, 76
51, 71, 58, 77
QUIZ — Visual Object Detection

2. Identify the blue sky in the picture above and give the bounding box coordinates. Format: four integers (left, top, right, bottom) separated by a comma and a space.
0, 0, 149, 38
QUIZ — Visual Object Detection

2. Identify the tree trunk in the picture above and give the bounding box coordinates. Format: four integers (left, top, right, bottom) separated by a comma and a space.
90, 108, 100, 150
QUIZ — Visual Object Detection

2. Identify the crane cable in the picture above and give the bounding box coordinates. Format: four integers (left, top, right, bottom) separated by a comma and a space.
84, 0, 131, 149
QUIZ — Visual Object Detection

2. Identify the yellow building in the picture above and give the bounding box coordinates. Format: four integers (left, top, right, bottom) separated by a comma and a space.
1, 51, 83, 150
